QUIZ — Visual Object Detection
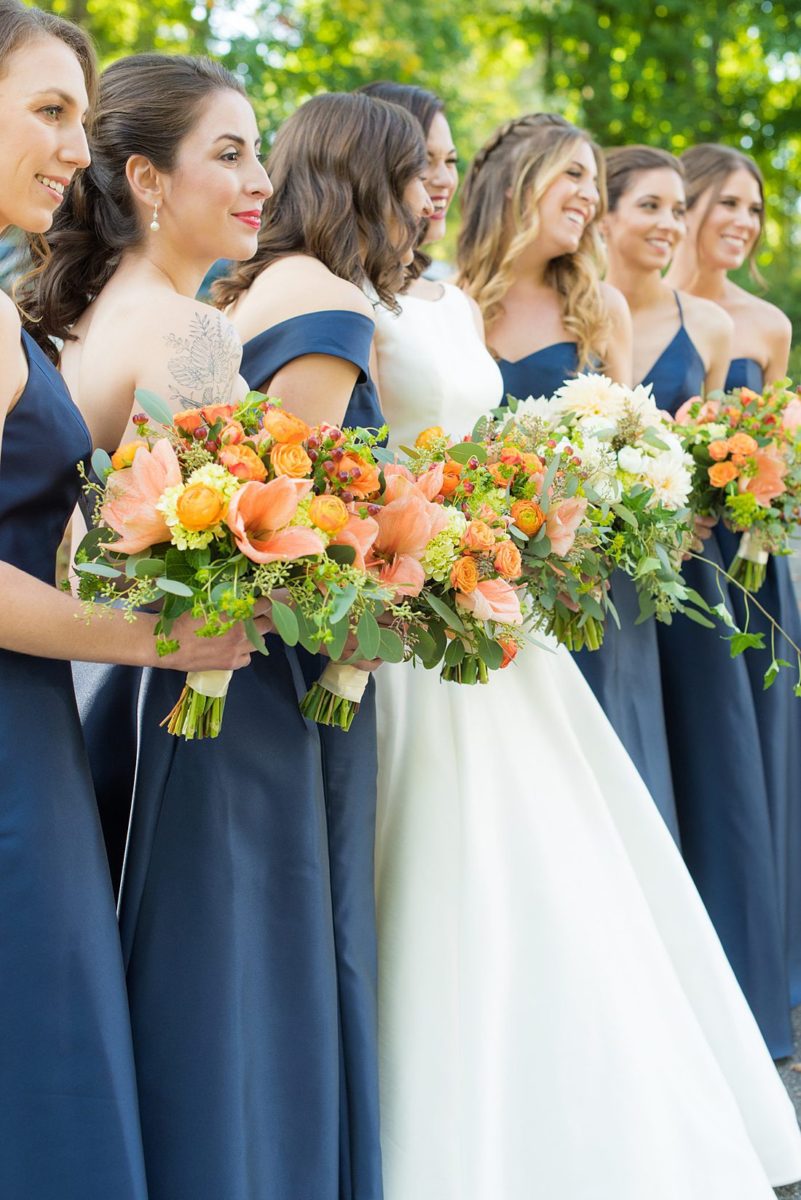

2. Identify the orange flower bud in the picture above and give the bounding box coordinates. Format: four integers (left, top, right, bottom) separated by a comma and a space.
271, 442, 313, 479
511, 498, 545, 537
309, 494, 349, 534
450, 555, 479, 593
727, 432, 759, 456
219, 443, 267, 482
708, 461, 739, 488
176, 482, 227, 531
440, 459, 463, 498
494, 540, 523, 580
708, 440, 731, 462
174, 409, 205, 435
415, 425, 446, 449
499, 637, 518, 669
262, 407, 311, 445
462, 519, 497, 553
111, 440, 147, 470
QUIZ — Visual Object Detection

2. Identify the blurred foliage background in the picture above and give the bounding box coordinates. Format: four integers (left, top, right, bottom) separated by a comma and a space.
36, 0, 801, 371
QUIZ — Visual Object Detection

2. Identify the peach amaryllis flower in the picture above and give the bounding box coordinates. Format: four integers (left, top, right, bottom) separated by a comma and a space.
226, 477, 325, 564
545, 496, 588, 557
741, 446, 788, 507
379, 554, 426, 598
383, 461, 445, 504
456, 578, 524, 626
330, 510, 379, 571
374, 487, 449, 560
101, 438, 182, 554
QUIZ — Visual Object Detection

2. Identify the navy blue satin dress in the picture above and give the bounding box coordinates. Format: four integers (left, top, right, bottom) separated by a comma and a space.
498, 343, 679, 839
117, 309, 383, 1200
0, 332, 147, 1199
648, 311, 792, 1056
718, 357, 801, 1010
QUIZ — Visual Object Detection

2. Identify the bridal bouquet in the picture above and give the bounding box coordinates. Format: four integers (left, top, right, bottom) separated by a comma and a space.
74, 389, 405, 737
674, 381, 801, 591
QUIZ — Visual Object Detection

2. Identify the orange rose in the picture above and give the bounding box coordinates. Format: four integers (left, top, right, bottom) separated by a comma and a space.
415, 425, 446, 449
174, 409, 204, 435
462, 520, 497, 553
219, 443, 267, 482
727, 432, 759, 456
450, 555, 479, 593
176, 482, 227, 530
111, 440, 147, 470
708, 440, 731, 462
494, 540, 523, 580
262, 407, 311, 445
199, 403, 234, 427
271, 442, 313, 478
309, 494, 349, 534
499, 637, 518, 669
336, 453, 382, 499
520, 452, 543, 475
511, 498, 545, 537
499, 447, 523, 468
730, 453, 749, 468
708, 461, 739, 488
440, 460, 463, 498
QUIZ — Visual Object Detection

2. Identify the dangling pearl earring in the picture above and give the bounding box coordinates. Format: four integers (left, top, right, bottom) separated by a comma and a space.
150, 202, 160, 233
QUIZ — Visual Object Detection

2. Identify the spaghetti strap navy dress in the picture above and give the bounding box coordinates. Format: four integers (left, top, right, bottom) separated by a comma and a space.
647, 297, 792, 1057
117, 308, 383, 1200
717, 356, 801, 1011
0, 331, 147, 1199
498, 342, 679, 839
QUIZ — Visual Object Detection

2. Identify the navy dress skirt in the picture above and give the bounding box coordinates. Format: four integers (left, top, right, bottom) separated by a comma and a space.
647, 305, 792, 1056
0, 332, 147, 1199
117, 308, 383, 1200
717, 357, 801, 1009
498, 343, 679, 839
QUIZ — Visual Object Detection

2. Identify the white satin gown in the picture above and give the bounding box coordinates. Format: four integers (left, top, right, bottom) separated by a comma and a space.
372, 283, 801, 1199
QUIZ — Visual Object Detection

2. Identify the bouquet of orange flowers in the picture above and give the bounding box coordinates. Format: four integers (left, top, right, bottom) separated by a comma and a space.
74, 389, 404, 737
675, 380, 801, 591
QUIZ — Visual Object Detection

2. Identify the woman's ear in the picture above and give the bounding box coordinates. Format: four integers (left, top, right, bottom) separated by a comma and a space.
125, 154, 162, 208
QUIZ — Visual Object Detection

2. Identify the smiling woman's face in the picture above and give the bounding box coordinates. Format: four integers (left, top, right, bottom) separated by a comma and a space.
691, 167, 764, 272
534, 138, 600, 258
0, 34, 90, 234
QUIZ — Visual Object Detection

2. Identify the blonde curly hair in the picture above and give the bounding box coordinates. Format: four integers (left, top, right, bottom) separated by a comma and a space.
456, 113, 610, 370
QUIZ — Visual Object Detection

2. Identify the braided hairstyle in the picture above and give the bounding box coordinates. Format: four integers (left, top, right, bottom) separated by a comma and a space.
22, 53, 244, 361
456, 113, 609, 370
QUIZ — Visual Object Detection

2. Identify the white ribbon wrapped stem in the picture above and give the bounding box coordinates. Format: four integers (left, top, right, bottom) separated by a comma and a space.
185, 669, 233, 699
738, 531, 769, 566
316, 662, 370, 704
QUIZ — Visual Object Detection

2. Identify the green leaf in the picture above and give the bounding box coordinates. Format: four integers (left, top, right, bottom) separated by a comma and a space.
91, 447, 113, 478
326, 544, 357, 567
134, 558, 166, 578
711, 602, 738, 629
155, 576, 194, 597
683, 587, 712, 613
641, 428, 670, 452
295, 608, 322, 655
410, 626, 437, 662
634, 556, 662, 577
763, 660, 781, 690
75, 561, 121, 578
476, 632, 504, 670
444, 637, 466, 667
75, 525, 115, 560
424, 591, 466, 633
327, 616, 350, 662
244, 616, 270, 655
446, 441, 487, 465
327, 583, 358, 625
270, 600, 299, 646
134, 387, 174, 427
378, 627, 405, 663
356, 608, 381, 660
682, 607, 716, 629
371, 446, 396, 464
611, 502, 638, 529
727, 631, 766, 657
418, 621, 447, 668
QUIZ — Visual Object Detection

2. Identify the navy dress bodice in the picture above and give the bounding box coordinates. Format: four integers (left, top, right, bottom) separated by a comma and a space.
650, 312, 793, 1056
117, 307, 384, 1200
0, 332, 147, 1198
720, 356, 801, 1011
499, 339, 680, 839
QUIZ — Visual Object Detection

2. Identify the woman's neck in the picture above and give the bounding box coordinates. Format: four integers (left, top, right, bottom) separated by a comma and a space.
666, 242, 728, 301
605, 259, 667, 311
121, 245, 210, 301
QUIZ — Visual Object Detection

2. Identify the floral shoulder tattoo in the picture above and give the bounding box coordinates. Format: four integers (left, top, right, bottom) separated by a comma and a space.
164, 311, 241, 408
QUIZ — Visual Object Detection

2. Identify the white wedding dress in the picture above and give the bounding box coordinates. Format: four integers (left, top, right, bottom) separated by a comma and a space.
372, 283, 801, 1198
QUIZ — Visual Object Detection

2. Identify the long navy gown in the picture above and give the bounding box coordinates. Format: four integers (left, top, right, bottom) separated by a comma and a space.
717, 356, 801, 1011
498, 343, 679, 840
117, 308, 383, 1200
647, 300, 792, 1057
0, 331, 147, 1199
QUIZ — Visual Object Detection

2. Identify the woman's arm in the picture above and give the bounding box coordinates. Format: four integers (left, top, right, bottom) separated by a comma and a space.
600, 283, 633, 387
764, 309, 792, 385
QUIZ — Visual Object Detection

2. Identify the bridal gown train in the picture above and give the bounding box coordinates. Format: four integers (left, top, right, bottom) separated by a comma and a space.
371, 284, 801, 1199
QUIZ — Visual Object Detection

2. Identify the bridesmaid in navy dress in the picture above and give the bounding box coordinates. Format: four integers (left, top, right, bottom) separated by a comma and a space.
668, 143, 801, 1022
456, 115, 683, 837
602, 143, 793, 1057
219, 93, 431, 1198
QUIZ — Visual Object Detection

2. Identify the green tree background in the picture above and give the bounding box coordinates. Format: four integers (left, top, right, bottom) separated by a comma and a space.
41, 0, 801, 370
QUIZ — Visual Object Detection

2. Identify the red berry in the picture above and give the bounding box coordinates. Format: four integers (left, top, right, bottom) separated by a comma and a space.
341, 490, 354, 503
194, 425, 208, 441
308, 449, 318, 462
332, 447, 344, 461
307, 435, 319, 450
132, 413, 148, 425
351, 466, 362, 479
323, 461, 336, 474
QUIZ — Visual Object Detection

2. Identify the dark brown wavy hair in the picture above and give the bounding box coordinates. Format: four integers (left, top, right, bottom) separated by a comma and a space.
213, 92, 427, 313
358, 80, 445, 284
680, 143, 765, 285
604, 145, 684, 212
22, 53, 243, 360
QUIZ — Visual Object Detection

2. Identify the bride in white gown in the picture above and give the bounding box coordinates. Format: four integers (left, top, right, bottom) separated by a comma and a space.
363, 83, 801, 1198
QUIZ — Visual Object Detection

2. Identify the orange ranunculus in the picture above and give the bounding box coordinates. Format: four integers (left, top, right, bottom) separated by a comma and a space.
488, 461, 514, 487
511, 498, 545, 537
456, 578, 524, 626
499, 447, 523, 468
219, 443, 268, 482
261, 406, 311, 445
226, 477, 325, 564
727, 431, 759, 456
440, 459, 463, 498
199, 403, 234, 427
336, 452, 382, 499
173, 409, 205, 435
499, 637, 518, 668
219, 419, 245, 445
101, 438, 182, 554
708, 461, 739, 488
415, 425, 446, 449
111, 440, 147, 470
520, 451, 543, 475
450, 555, 479, 593
271, 442, 313, 478
708, 440, 731, 462
330, 510, 379, 570
462, 520, 497, 553
494, 540, 523, 579
545, 497, 588, 556
309, 494, 349, 534
730, 453, 749, 468
176, 483, 228, 531
380, 553, 426, 597
741, 446, 788, 507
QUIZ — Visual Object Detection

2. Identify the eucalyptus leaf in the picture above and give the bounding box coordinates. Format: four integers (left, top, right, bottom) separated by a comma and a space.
244, 617, 271, 656
326, 544, 357, 567
134, 387, 174, 427
271, 600, 299, 646
356, 608, 381, 660
443, 637, 466, 667
134, 558, 166, 579
91, 447, 113, 479
327, 583, 358, 625
327, 616, 350, 662
155, 576, 194, 597
447, 441, 487, 466
424, 591, 466, 633
681, 608, 716, 630
378, 627, 405, 663
75, 561, 121, 578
